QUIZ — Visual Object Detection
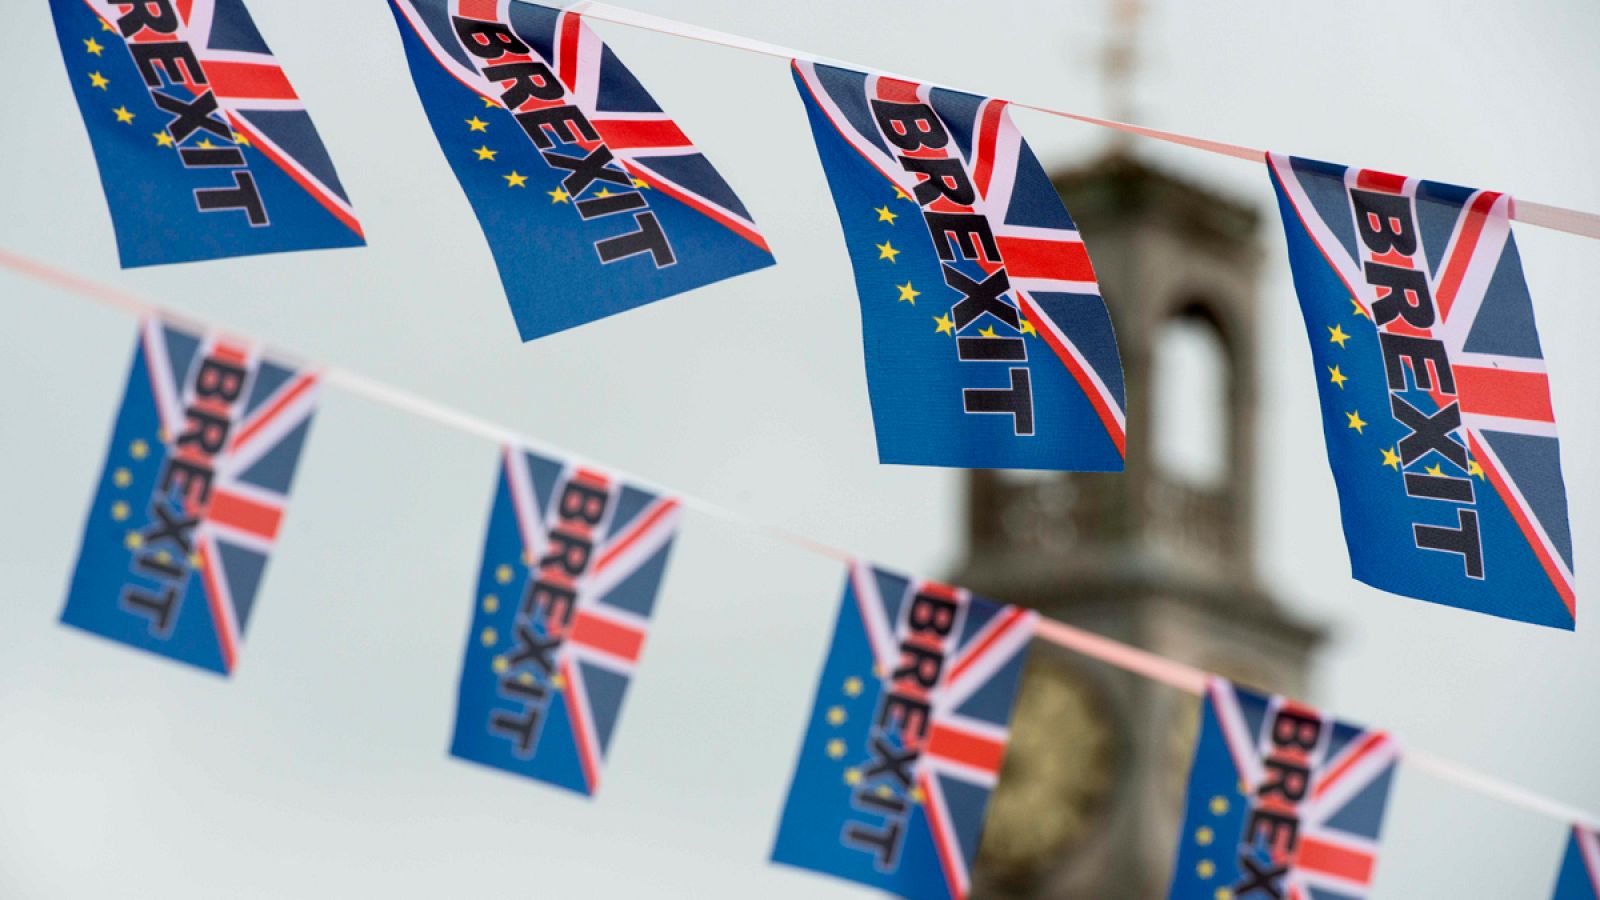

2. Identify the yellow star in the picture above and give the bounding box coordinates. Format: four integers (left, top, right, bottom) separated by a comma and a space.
894, 186, 910, 201
875, 205, 898, 224
124, 532, 143, 550
129, 439, 149, 460
480, 627, 498, 647
909, 786, 925, 804
631, 177, 650, 189
1468, 459, 1485, 479
155, 551, 172, 566
231, 131, 250, 147
1328, 323, 1350, 348
1351, 297, 1370, 319
1215, 889, 1234, 900
518, 671, 535, 686
100, 18, 113, 31
187, 553, 201, 568
111, 501, 130, 521
198, 138, 216, 150
933, 314, 955, 336
1195, 826, 1214, 846
153, 130, 174, 147
595, 187, 612, 198
492, 656, 508, 674
825, 739, 846, 760
113, 106, 134, 124
895, 282, 919, 305
88, 71, 109, 90
875, 784, 893, 799
1209, 796, 1229, 816
1197, 860, 1216, 880
495, 564, 513, 584
826, 706, 847, 726
844, 768, 862, 786
979, 325, 999, 339
521, 550, 533, 566
482, 96, 499, 108
473, 145, 497, 161
1346, 410, 1367, 433
548, 187, 570, 204
1020, 318, 1037, 337
842, 677, 863, 697
503, 171, 528, 188
1425, 463, 1445, 477
466, 116, 489, 132
551, 673, 567, 691
1381, 447, 1401, 470
482, 594, 499, 614
1328, 365, 1348, 389
113, 467, 132, 488
84, 37, 104, 55
876, 241, 899, 262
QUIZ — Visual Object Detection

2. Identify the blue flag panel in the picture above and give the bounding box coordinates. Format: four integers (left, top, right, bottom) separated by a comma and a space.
790, 61, 1126, 471
1168, 678, 1400, 900
1552, 826, 1600, 900
1267, 153, 1576, 628
772, 561, 1036, 900
451, 445, 682, 796
61, 319, 320, 675
388, 0, 774, 341
48, 0, 364, 267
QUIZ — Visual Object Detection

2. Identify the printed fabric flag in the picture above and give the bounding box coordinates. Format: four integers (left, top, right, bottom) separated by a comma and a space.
791, 61, 1126, 471
772, 561, 1037, 900
48, 0, 363, 267
451, 445, 682, 795
387, 0, 774, 341
61, 318, 320, 675
1168, 677, 1400, 900
1268, 154, 1576, 629
1552, 825, 1600, 899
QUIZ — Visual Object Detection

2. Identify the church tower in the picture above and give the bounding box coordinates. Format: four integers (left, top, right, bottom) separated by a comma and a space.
960, 152, 1322, 898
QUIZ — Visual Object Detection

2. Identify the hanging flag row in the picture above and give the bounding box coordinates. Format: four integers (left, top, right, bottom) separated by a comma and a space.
43, 1, 1578, 625
53, 313, 1590, 899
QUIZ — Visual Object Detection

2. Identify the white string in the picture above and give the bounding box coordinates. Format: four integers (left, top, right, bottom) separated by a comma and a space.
0, 244, 1593, 833
571, 0, 1600, 240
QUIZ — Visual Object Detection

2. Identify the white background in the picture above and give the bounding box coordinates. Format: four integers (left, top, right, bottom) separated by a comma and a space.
1, 1, 1597, 897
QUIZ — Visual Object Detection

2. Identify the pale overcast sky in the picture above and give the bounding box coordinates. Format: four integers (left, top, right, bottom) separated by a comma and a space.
1, 1, 1597, 897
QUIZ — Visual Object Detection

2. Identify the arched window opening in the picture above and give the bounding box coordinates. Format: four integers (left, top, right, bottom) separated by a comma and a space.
1151, 309, 1230, 490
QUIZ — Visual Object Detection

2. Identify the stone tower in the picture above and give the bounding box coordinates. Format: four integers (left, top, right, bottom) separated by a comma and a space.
961, 154, 1322, 899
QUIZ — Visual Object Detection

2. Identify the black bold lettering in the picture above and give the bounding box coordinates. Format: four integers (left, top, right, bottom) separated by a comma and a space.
861, 735, 917, 789
892, 643, 943, 690
1404, 472, 1475, 503
1378, 332, 1456, 394
869, 100, 948, 152
195, 171, 267, 226
1351, 188, 1417, 256
483, 61, 563, 108
159, 458, 214, 506
176, 408, 230, 455
906, 591, 959, 637
1270, 709, 1322, 752
957, 336, 1027, 362
843, 818, 904, 868
1391, 396, 1469, 469
1367, 262, 1435, 328
539, 530, 593, 578
595, 212, 675, 266
558, 479, 609, 525
945, 266, 1018, 330
121, 585, 180, 633
1415, 509, 1485, 579
963, 368, 1034, 435
194, 357, 248, 403
116, 0, 180, 38
923, 211, 1000, 263
153, 89, 231, 143
515, 106, 599, 150
451, 16, 530, 59
900, 155, 975, 207
130, 42, 205, 88
575, 190, 647, 221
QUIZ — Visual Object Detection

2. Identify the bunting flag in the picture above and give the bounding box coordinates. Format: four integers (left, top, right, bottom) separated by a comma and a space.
387, 0, 774, 341
1552, 825, 1600, 899
1168, 677, 1400, 900
790, 61, 1126, 471
771, 561, 1036, 900
47, 0, 364, 267
450, 445, 682, 796
1267, 154, 1576, 629
61, 318, 320, 675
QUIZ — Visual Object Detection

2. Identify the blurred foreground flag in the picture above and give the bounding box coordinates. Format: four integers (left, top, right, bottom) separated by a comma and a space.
772, 561, 1036, 900
451, 446, 681, 796
1168, 677, 1400, 900
62, 319, 320, 675
388, 0, 774, 341
48, 0, 364, 267
790, 61, 1125, 471
1552, 825, 1600, 899
1267, 154, 1576, 629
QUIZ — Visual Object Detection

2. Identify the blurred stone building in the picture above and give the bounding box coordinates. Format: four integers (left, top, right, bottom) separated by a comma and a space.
960, 153, 1322, 899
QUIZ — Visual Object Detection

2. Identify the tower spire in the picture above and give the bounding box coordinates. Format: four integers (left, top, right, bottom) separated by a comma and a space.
1101, 0, 1142, 148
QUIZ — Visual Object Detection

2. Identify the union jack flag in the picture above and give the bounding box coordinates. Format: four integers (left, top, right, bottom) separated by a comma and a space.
1552, 825, 1600, 899
450, 445, 681, 796
1168, 677, 1400, 900
388, 0, 774, 341
772, 561, 1036, 900
1268, 154, 1576, 629
61, 318, 320, 675
791, 61, 1125, 471
49, 0, 363, 266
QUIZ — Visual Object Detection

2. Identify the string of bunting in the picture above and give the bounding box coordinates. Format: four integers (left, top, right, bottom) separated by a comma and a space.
4, 245, 1596, 900
24, 0, 1600, 896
